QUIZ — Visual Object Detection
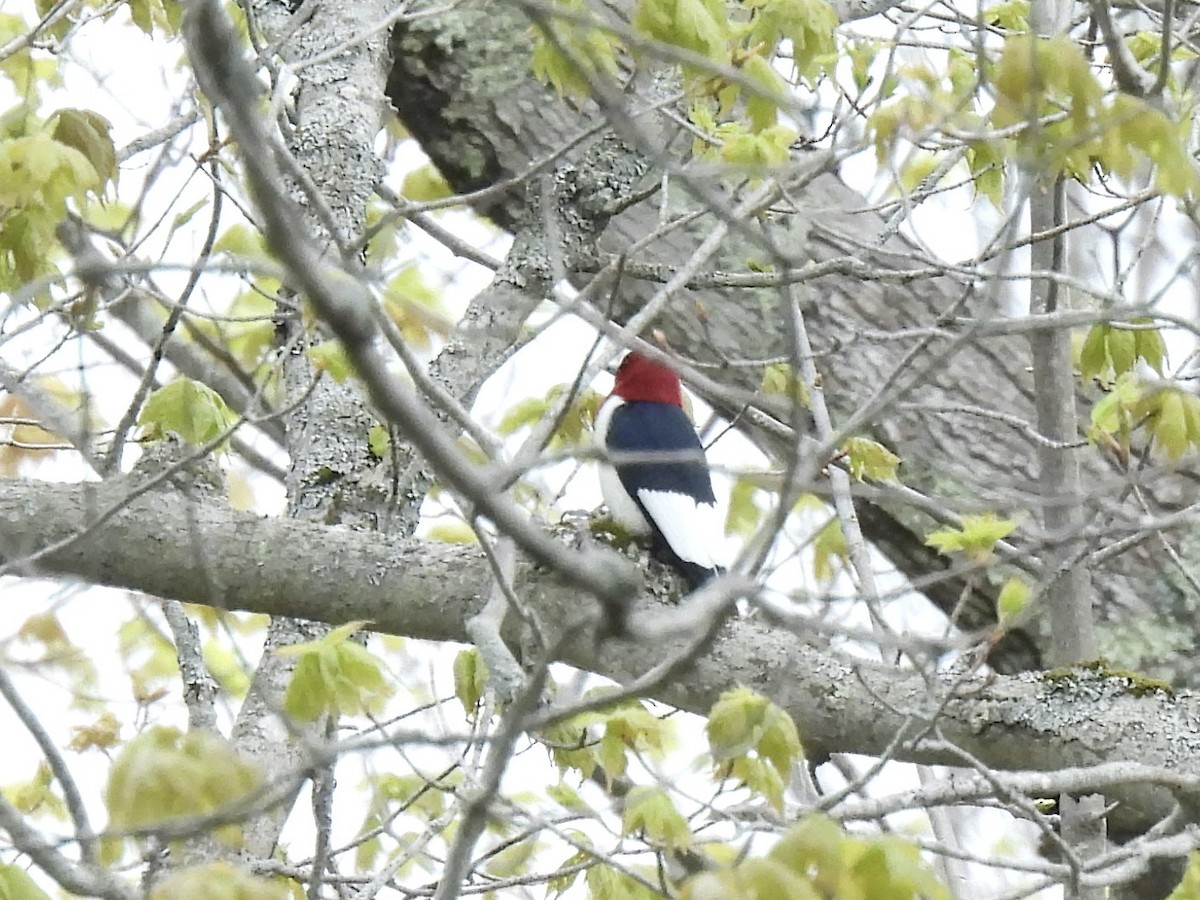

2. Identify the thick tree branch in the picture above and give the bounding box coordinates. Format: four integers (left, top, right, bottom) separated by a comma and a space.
2, 477, 1198, 838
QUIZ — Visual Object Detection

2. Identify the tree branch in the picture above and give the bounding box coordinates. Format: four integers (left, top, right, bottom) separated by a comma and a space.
1, 476, 1196, 838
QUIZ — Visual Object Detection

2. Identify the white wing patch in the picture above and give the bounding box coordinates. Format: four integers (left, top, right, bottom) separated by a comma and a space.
637, 489, 722, 570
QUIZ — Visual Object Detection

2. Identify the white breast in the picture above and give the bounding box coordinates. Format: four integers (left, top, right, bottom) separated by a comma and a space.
594, 398, 651, 534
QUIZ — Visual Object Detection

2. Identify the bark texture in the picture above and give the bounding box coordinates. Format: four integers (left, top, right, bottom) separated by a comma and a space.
2, 476, 1197, 838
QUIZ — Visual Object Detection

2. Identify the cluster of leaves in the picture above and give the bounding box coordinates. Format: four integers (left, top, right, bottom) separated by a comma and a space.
1078, 320, 1200, 461
871, 31, 1200, 205
281, 621, 394, 721
0, 105, 116, 294
992, 36, 1198, 196
541, 692, 675, 784
531, 0, 838, 168
682, 814, 949, 899
925, 512, 1017, 563
707, 685, 803, 811
1089, 374, 1200, 462
150, 863, 294, 900
1079, 320, 1167, 384
105, 727, 262, 844
138, 377, 238, 448
497, 382, 604, 450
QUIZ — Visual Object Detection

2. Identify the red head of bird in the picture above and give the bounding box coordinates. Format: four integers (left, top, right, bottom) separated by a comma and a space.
610, 352, 684, 407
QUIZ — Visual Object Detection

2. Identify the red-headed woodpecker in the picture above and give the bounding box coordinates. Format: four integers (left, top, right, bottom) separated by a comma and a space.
595, 352, 723, 588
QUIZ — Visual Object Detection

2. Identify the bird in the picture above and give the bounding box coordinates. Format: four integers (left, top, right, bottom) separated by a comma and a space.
594, 351, 723, 589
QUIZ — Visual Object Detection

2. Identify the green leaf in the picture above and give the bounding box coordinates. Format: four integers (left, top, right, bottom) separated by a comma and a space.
1144, 389, 1194, 460
485, 839, 539, 878
306, 341, 354, 383
547, 781, 591, 813
1132, 319, 1168, 376
842, 436, 901, 482
633, 0, 732, 63
996, 576, 1031, 626
105, 727, 262, 840
924, 513, 1017, 562
426, 522, 478, 543
1079, 323, 1110, 381
1167, 852, 1200, 899
983, 0, 1029, 30
1088, 372, 1142, 451
4, 762, 66, 820
138, 377, 237, 446
598, 701, 673, 781
367, 424, 390, 459
683, 859, 818, 900
746, 0, 838, 81
281, 623, 393, 721
708, 685, 769, 761
586, 863, 663, 900
497, 396, 549, 435
719, 123, 797, 167
213, 223, 269, 260
1107, 325, 1137, 376
760, 362, 809, 406
622, 786, 693, 851
966, 141, 1004, 208
501, 384, 602, 448
812, 517, 848, 584
0, 863, 52, 900
707, 686, 802, 809
453, 648, 488, 715
725, 475, 764, 536
742, 53, 788, 132
400, 162, 452, 202
531, 1, 624, 99
49, 108, 115, 188
166, 197, 209, 243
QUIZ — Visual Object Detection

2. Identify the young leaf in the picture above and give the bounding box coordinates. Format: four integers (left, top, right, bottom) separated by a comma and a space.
105, 727, 262, 836
725, 475, 764, 536
925, 513, 1017, 562
842, 436, 901, 482
633, 0, 732, 63
306, 341, 354, 383
812, 517, 848, 584
621, 786, 693, 850
707, 685, 802, 807
531, 1, 624, 99
1079, 323, 1110, 381
281, 623, 393, 721
138, 377, 237, 447
453, 647, 488, 715
996, 576, 1031, 626
367, 424, 390, 459
401, 162, 452, 202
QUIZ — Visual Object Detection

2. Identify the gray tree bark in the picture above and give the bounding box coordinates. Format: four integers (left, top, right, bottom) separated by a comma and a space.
3, 477, 1197, 843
